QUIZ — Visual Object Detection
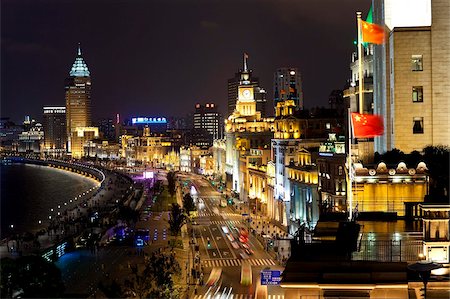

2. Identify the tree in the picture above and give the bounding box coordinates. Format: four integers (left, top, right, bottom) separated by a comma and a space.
1, 256, 65, 298
123, 251, 181, 299
182, 193, 196, 213
167, 171, 176, 198
168, 203, 186, 237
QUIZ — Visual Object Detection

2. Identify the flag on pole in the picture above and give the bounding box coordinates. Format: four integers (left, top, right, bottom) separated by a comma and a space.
289, 87, 295, 93
280, 89, 286, 95
244, 53, 249, 59
351, 112, 384, 138
361, 20, 385, 44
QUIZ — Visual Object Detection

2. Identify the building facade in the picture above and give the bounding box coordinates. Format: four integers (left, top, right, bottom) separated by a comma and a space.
193, 103, 222, 148
373, 0, 450, 153
65, 44, 92, 153
273, 68, 303, 110
42, 106, 67, 157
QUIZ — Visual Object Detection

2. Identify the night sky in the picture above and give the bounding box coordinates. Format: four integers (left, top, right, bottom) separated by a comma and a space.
2, 0, 370, 123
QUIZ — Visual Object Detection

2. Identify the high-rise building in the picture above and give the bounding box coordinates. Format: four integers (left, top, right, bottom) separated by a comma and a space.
373, 0, 450, 153
97, 118, 116, 142
273, 68, 303, 110
43, 106, 67, 156
65, 44, 92, 153
227, 54, 267, 117
193, 103, 222, 148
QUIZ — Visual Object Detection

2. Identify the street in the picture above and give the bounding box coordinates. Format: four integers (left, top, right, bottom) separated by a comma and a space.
180, 173, 285, 299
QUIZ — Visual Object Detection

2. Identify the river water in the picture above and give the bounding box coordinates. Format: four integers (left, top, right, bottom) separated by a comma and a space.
0, 163, 96, 238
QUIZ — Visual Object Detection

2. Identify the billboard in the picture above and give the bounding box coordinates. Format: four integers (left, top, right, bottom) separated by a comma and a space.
131, 117, 167, 124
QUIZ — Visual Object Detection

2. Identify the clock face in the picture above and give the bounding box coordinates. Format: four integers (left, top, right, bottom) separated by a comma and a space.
243, 89, 251, 99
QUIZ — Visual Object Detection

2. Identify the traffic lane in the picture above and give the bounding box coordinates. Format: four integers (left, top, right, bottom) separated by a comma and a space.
209, 223, 235, 259
198, 224, 222, 259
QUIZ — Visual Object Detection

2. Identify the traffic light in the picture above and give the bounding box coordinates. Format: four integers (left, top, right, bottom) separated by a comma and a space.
207, 240, 211, 248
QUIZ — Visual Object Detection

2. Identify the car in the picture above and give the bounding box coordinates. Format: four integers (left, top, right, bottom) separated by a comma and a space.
231, 241, 240, 249
244, 248, 254, 255
239, 251, 249, 259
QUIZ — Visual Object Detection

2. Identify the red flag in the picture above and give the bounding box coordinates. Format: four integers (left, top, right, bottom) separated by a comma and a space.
280, 89, 286, 95
361, 20, 384, 44
351, 112, 384, 138
244, 52, 249, 59
289, 87, 295, 93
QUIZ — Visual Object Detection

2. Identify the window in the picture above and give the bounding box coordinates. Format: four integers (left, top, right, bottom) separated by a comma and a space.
412, 86, 423, 102
413, 117, 424, 134
411, 55, 423, 71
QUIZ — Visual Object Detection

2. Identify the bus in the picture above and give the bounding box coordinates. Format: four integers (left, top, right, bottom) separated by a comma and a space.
220, 198, 227, 208
240, 261, 252, 286
206, 267, 222, 287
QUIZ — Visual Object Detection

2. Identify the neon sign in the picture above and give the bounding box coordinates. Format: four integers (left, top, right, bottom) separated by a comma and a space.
132, 117, 167, 124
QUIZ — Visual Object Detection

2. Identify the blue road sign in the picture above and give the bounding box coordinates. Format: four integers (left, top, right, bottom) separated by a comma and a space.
260, 270, 281, 285
241, 213, 249, 216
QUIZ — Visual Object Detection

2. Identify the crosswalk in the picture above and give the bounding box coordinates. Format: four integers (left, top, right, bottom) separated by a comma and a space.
209, 220, 242, 225
193, 295, 284, 299
203, 258, 276, 268
198, 212, 241, 217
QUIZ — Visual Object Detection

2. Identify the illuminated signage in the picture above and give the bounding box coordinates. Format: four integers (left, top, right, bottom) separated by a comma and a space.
132, 117, 167, 124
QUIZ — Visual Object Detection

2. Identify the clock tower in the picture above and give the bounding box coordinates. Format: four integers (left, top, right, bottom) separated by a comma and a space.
236, 85, 256, 116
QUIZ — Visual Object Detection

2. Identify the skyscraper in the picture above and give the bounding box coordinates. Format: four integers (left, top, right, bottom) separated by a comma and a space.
193, 103, 222, 148
273, 68, 303, 110
65, 44, 92, 152
43, 106, 67, 156
227, 54, 267, 117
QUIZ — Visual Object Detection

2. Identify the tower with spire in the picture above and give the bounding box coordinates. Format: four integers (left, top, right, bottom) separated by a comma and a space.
227, 53, 267, 117
65, 43, 92, 154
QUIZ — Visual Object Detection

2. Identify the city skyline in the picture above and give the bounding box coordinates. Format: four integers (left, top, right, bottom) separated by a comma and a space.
2, 0, 370, 123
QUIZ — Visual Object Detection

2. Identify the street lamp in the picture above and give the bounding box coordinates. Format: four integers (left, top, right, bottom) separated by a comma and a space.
408, 260, 443, 298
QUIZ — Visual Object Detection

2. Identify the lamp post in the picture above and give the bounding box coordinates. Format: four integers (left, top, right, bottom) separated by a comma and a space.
408, 260, 443, 298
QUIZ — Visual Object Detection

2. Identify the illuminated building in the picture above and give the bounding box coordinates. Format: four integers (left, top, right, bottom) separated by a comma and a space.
273, 68, 303, 110
180, 146, 192, 172
211, 139, 226, 181
124, 127, 172, 167
42, 106, 67, 157
351, 161, 428, 217
272, 100, 342, 228
83, 140, 120, 160
317, 134, 347, 214
420, 204, 449, 275
193, 103, 222, 148
0, 118, 22, 152
70, 127, 99, 159
162, 149, 180, 171
199, 154, 214, 176
65, 44, 92, 153
373, 0, 450, 153
18, 123, 44, 154
287, 149, 320, 232
227, 53, 267, 117
179, 145, 209, 173
97, 118, 116, 141
225, 80, 275, 198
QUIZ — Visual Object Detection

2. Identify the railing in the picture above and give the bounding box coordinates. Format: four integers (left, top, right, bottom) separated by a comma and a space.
352, 239, 422, 262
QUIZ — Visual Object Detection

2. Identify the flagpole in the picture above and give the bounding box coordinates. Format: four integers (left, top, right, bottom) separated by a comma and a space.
347, 108, 353, 221
357, 11, 364, 114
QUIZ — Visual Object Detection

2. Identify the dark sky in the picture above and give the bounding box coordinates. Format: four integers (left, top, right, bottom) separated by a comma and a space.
2, 0, 370, 123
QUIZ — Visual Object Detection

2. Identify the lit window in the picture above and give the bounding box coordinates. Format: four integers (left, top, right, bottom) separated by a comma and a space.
411, 55, 423, 71
412, 86, 423, 102
413, 117, 424, 134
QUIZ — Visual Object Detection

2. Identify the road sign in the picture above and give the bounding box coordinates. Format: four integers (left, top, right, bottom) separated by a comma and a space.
242, 213, 249, 216
260, 270, 281, 285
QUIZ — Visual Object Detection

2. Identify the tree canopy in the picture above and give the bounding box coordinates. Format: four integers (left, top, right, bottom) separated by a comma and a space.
182, 193, 196, 213
1, 256, 65, 298
168, 203, 186, 237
